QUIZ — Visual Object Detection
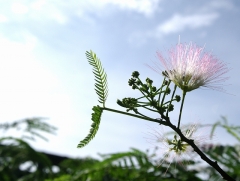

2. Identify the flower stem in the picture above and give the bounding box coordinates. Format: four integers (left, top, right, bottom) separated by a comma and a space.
102, 107, 162, 124
160, 80, 171, 106
157, 78, 166, 105
177, 91, 186, 129
166, 85, 177, 117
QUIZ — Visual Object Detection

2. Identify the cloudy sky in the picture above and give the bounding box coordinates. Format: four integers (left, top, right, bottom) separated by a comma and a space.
0, 0, 239, 158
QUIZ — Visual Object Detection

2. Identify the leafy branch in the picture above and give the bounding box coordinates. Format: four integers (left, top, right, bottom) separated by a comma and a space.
78, 51, 235, 181
0, 117, 57, 141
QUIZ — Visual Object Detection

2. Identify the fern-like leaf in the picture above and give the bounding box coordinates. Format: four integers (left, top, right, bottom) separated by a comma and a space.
86, 50, 108, 107
78, 51, 107, 148
77, 106, 103, 148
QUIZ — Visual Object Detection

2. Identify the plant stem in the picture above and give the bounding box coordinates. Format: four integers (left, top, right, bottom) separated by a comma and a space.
160, 80, 171, 106
142, 105, 159, 112
166, 85, 177, 117
102, 107, 162, 124
157, 78, 166, 106
168, 122, 236, 181
177, 91, 186, 129
102, 106, 235, 180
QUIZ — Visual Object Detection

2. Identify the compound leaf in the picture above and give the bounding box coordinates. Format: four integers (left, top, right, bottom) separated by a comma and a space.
77, 106, 103, 148
86, 50, 108, 107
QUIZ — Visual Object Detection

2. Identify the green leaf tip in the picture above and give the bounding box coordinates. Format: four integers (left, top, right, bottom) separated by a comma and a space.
86, 50, 108, 107
77, 106, 103, 148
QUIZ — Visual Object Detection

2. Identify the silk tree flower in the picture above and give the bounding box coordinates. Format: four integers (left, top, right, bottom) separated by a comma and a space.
146, 124, 208, 173
155, 42, 228, 92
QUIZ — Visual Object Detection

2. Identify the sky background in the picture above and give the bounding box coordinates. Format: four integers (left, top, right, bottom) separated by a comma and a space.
0, 0, 239, 159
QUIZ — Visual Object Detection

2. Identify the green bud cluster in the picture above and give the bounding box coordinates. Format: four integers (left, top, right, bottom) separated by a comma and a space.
175, 95, 181, 102
117, 98, 138, 113
117, 71, 181, 117
128, 71, 158, 95
132, 71, 140, 78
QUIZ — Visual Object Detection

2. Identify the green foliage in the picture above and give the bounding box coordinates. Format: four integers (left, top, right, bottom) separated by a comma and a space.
77, 106, 103, 148
77, 50, 108, 148
202, 117, 240, 181
45, 175, 71, 181
0, 117, 57, 141
0, 137, 53, 181
46, 148, 201, 181
203, 145, 240, 181
210, 116, 240, 142
0, 117, 57, 181
86, 50, 108, 107
75, 118, 240, 181
1, 115, 239, 181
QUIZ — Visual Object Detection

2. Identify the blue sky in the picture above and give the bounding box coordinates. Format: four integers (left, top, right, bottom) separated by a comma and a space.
0, 0, 239, 158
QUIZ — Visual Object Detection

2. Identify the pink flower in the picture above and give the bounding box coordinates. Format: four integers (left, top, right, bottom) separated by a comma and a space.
155, 42, 228, 92
158, 125, 201, 164
146, 124, 209, 173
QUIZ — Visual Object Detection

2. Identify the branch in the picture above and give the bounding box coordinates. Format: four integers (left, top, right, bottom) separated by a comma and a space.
162, 115, 236, 181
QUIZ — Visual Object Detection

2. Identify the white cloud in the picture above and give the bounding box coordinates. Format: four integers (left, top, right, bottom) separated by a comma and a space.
0, 1, 68, 25
157, 13, 219, 34
0, 14, 8, 22
70, 0, 160, 18
128, 12, 220, 44
101, 0, 160, 16
11, 2, 29, 14
0, 0, 161, 26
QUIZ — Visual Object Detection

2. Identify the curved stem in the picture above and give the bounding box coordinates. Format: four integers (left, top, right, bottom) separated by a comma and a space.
167, 122, 236, 181
177, 91, 186, 129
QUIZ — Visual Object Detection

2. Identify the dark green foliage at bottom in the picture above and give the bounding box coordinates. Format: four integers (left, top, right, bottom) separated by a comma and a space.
1, 117, 239, 181
45, 148, 203, 181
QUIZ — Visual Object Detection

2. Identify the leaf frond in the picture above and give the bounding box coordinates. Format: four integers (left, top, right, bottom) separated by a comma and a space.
77, 106, 103, 148
86, 50, 108, 107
